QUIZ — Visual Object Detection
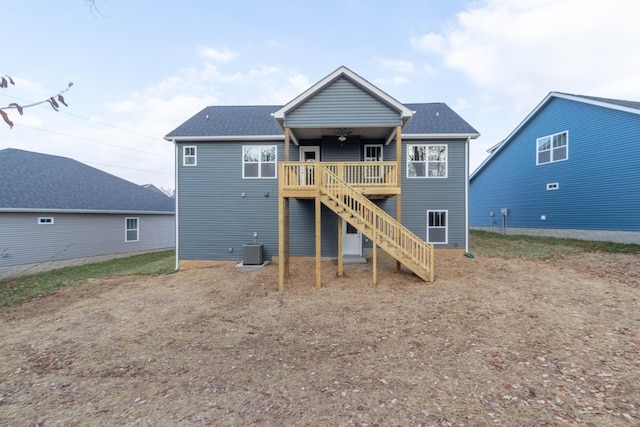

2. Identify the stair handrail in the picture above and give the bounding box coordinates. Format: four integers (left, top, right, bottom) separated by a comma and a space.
319, 164, 432, 275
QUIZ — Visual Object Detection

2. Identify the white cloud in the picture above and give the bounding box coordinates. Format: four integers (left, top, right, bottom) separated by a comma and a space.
376, 59, 415, 74
197, 46, 237, 63
410, 33, 445, 55
375, 76, 410, 86
413, 0, 640, 104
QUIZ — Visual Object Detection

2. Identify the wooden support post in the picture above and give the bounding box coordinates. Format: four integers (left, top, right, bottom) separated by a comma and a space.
315, 194, 322, 288
396, 125, 402, 273
337, 216, 343, 277
284, 197, 290, 277
284, 127, 290, 161
372, 213, 377, 285
278, 164, 285, 291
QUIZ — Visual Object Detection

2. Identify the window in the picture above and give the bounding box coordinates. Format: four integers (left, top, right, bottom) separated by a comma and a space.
183, 146, 197, 166
407, 144, 447, 178
537, 131, 568, 165
364, 144, 383, 180
38, 217, 54, 224
243, 145, 277, 178
427, 210, 448, 244
125, 217, 139, 242
547, 182, 559, 190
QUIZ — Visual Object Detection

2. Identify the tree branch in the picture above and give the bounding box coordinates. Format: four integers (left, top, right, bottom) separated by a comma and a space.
0, 76, 73, 129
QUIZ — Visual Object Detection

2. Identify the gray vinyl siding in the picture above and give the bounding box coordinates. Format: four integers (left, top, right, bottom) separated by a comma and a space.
286, 77, 402, 127
177, 141, 281, 261
177, 137, 468, 259
0, 212, 174, 268
401, 139, 468, 249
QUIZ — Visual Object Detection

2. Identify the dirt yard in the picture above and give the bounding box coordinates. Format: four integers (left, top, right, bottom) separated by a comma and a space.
1, 251, 639, 426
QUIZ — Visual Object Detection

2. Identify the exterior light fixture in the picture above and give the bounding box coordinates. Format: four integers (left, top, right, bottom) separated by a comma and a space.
335, 128, 352, 142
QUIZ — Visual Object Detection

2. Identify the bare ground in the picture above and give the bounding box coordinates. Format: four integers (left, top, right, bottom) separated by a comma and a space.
1, 252, 639, 426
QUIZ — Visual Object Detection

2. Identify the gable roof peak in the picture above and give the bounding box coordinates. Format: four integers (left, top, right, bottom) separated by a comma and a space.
272, 66, 413, 122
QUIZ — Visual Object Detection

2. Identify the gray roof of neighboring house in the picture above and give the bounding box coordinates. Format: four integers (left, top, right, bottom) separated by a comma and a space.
558, 93, 640, 111
165, 103, 478, 138
0, 148, 175, 213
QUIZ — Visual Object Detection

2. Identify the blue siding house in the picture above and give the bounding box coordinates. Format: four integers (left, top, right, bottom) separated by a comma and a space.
0, 149, 175, 279
165, 66, 479, 287
470, 92, 640, 243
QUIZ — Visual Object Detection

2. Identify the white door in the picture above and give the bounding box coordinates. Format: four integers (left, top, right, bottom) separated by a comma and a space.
299, 146, 320, 185
342, 221, 362, 256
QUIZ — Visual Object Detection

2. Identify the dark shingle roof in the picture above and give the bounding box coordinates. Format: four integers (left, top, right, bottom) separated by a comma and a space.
0, 149, 175, 212
557, 93, 640, 111
166, 105, 284, 138
404, 103, 479, 135
165, 103, 478, 138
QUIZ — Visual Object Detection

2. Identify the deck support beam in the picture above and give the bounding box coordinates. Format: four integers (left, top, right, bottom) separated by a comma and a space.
315, 193, 322, 288
395, 125, 402, 273
279, 129, 292, 291
337, 216, 343, 277
372, 215, 377, 285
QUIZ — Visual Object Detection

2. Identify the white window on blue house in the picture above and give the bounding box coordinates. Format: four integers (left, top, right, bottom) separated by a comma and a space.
407, 144, 447, 178
427, 210, 448, 244
243, 145, 277, 178
125, 217, 139, 242
183, 146, 197, 166
537, 131, 568, 165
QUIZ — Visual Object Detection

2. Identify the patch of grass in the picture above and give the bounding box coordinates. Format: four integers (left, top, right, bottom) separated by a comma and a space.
470, 229, 640, 259
0, 250, 175, 307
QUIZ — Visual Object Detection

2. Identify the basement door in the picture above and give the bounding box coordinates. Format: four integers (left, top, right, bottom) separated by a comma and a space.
342, 221, 362, 256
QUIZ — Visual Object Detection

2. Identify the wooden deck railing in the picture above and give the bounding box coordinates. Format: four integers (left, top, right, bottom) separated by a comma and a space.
280, 161, 397, 189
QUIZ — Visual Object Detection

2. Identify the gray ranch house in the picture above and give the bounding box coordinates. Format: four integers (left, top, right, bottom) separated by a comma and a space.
0, 148, 175, 279
165, 66, 478, 288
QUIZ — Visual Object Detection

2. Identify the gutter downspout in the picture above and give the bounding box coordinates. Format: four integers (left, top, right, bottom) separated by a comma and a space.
173, 141, 179, 272
465, 137, 470, 253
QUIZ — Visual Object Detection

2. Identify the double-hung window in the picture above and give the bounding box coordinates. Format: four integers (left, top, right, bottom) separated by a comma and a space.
427, 210, 448, 244
407, 144, 447, 178
125, 217, 139, 242
183, 146, 197, 166
536, 131, 568, 165
243, 145, 277, 178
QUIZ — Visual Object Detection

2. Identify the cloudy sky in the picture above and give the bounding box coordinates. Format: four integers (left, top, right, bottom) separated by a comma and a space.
3, 0, 639, 191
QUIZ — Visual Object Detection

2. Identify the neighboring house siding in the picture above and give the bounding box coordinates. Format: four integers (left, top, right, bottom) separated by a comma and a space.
470, 97, 640, 232
0, 212, 174, 268
286, 77, 401, 127
177, 141, 281, 261
402, 139, 468, 249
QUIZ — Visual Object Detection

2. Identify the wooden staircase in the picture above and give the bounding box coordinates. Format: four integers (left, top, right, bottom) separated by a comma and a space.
318, 164, 434, 282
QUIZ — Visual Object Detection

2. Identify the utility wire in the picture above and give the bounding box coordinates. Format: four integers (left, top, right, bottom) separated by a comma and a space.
14, 123, 172, 159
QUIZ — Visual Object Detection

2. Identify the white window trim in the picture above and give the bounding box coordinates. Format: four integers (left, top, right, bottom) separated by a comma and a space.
536, 130, 568, 165
125, 217, 139, 242
242, 145, 278, 179
406, 144, 448, 179
427, 210, 448, 244
547, 182, 559, 190
38, 217, 54, 224
183, 146, 197, 166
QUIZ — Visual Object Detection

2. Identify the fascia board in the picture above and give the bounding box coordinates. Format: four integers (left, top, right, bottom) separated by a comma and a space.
402, 133, 480, 140
164, 135, 284, 142
0, 208, 174, 215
